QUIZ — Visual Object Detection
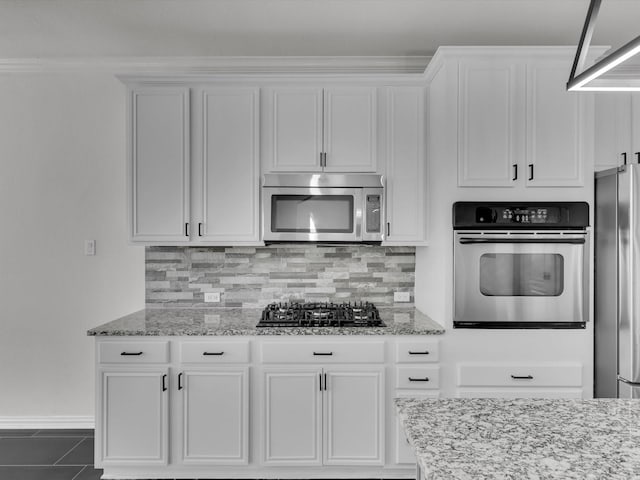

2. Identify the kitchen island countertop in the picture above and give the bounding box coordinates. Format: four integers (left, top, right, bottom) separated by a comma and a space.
87, 306, 444, 336
395, 397, 640, 480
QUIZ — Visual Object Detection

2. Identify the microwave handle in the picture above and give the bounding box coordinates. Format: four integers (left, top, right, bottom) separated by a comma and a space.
458, 238, 585, 245
355, 206, 363, 240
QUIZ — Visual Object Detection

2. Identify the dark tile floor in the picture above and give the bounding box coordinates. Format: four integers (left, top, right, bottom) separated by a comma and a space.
0, 429, 102, 480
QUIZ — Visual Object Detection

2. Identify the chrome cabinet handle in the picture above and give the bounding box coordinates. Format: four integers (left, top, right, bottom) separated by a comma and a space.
510, 374, 534, 380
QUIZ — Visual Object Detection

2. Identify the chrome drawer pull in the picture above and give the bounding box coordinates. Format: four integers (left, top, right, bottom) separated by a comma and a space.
408, 377, 430, 382
120, 351, 143, 356
510, 375, 534, 380
203, 351, 224, 356
408, 350, 430, 355
313, 352, 333, 356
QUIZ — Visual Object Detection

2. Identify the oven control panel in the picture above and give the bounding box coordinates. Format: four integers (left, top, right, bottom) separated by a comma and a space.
453, 202, 590, 229
479, 206, 560, 224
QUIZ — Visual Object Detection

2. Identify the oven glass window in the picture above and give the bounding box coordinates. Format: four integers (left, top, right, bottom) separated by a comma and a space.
479, 253, 564, 296
271, 195, 353, 233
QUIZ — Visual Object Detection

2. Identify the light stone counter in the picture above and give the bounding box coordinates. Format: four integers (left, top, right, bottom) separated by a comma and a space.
87, 306, 444, 336
395, 397, 640, 480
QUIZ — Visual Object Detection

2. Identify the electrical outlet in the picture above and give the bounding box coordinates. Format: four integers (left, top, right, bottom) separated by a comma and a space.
204, 292, 221, 303
394, 291, 411, 302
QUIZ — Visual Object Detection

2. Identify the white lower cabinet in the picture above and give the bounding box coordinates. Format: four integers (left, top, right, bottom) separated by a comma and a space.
261, 366, 384, 466
177, 368, 249, 465
455, 362, 583, 399
262, 368, 323, 465
97, 368, 169, 467
95, 336, 432, 478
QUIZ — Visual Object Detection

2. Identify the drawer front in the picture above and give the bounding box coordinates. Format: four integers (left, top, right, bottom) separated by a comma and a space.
396, 339, 439, 363
458, 363, 583, 387
260, 341, 385, 364
98, 341, 169, 364
180, 341, 250, 363
396, 366, 440, 389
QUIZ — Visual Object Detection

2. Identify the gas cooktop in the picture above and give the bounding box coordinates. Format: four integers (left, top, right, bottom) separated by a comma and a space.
257, 302, 385, 328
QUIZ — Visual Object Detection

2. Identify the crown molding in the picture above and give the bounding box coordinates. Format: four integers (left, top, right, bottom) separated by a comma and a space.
0, 56, 431, 75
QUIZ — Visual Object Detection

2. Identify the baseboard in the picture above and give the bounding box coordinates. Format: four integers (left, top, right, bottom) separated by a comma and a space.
0, 416, 95, 430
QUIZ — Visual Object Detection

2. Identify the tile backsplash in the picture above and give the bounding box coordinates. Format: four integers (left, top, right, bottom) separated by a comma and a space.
146, 245, 415, 307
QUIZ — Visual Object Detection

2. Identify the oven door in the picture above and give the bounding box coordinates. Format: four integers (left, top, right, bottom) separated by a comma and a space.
453, 231, 588, 328
263, 187, 363, 242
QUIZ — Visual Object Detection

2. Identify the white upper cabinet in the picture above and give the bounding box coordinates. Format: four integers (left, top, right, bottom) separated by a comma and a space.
525, 59, 585, 187
449, 50, 594, 188
263, 86, 378, 173
323, 88, 377, 172
126, 85, 261, 245
197, 88, 260, 243
129, 87, 190, 242
265, 87, 324, 172
595, 93, 640, 171
384, 87, 427, 244
458, 60, 524, 187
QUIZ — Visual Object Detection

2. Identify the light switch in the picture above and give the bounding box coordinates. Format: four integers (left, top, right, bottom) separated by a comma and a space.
84, 239, 96, 256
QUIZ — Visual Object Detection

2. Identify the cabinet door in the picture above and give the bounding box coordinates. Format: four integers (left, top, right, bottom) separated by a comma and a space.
385, 87, 427, 244
264, 87, 323, 172
324, 87, 377, 172
199, 88, 260, 242
262, 368, 322, 465
457, 60, 524, 187
323, 368, 384, 465
97, 369, 168, 466
179, 368, 249, 464
129, 87, 190, 242
632, 93, 640, 157
525, 61, 586, 187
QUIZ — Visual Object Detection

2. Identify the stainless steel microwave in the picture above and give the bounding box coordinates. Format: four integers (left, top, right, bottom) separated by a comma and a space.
262, 173, 384, 243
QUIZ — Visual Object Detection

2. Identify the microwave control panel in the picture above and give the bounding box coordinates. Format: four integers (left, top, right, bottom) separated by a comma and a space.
453, 202, 590, 229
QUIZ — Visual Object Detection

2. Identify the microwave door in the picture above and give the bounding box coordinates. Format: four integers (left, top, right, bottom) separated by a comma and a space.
265, 187, 359, 242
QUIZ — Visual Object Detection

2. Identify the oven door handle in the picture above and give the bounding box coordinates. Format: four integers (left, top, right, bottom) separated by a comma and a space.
458, 238, 585, 245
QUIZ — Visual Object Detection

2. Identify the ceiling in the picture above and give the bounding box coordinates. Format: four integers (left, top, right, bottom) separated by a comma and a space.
0, 0, 638, 59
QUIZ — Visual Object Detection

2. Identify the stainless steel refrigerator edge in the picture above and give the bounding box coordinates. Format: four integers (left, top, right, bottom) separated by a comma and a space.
595, 164, 640, 398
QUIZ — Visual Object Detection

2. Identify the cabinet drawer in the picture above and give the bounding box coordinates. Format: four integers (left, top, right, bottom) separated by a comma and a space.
180, 341, 250, 363
260, 341, 385, 364
98, 341, 169, 364
457, 363, 583, 387
396, 339, 439, 363
396, 366, 440, 389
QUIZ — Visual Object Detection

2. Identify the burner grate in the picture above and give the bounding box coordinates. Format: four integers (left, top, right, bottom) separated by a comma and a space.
257, 301, 385, 328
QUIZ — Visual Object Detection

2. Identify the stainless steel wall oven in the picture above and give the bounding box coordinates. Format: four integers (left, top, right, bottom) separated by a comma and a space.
453, 202, 589, 329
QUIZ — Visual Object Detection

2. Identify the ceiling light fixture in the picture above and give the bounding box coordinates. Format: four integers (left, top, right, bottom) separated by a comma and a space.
567, 0, 640, 91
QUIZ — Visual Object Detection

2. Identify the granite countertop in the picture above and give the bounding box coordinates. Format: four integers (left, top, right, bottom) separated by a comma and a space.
87, 306, 444, 336
395, 397, 640, 480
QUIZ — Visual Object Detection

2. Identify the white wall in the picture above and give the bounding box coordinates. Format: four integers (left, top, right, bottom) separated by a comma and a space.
0, 71, 145, 424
